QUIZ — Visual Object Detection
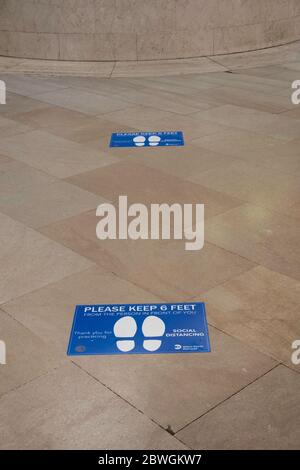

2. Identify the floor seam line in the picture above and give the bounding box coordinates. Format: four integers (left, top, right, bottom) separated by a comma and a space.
71, 361, 191, 448
174, 363, 281, 435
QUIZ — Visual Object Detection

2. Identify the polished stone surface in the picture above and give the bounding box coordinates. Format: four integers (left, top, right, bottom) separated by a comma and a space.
0, 363, 187, 450
177, 366, 300, 450
0, 43, 300, 449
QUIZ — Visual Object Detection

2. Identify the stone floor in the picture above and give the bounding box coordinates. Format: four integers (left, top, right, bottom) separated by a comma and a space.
0, 43, 300, 450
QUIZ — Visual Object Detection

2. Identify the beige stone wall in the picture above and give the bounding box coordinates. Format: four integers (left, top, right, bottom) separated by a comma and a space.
0, 0, 299, 61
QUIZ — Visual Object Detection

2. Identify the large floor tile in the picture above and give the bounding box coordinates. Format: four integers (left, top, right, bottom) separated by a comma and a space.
74, 327, 276, 432
1, 181, 102, 229
34, 87, 131, 116
286, 202, 300, 220
2, 265, 161, 353
104, 105, 230, 141
281, 107, 300, 120
3, 74, 67, 98
0, 115, 31, 139
242, 65, 300, 83
192, 128, 300, 176
0, 212, 92, 304
101, 105, 176, 129
195, 71, 288, 95
40, 210, 255, 300
66, 161, 242, 216
177, 366, 300, 449
0, 130, 118, 178
205, 204, 300, 281
187, 160, 300, 212
47, 76, 146, 99
104, 87, 214, 115
122, 144, 238, 179
0, 159, 56, 190
13, 106, 136, 143
0, 309, 63, 397
0, 363, 186, 450
0, 159, 102, 227
0, 92, 49, 117
192, 85, 293, 113
154, 113, 231, 141
0, 154, 13, 167
201, 266, 300, 368
124, 76, 205, 96
198, 104, 300, 141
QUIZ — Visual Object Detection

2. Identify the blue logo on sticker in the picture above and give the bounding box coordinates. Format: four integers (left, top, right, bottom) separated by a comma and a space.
67, 302, 210, 356
110, 131, 184, 148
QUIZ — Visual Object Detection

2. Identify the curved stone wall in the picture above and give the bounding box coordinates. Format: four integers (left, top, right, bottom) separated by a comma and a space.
0, 0, 299, 61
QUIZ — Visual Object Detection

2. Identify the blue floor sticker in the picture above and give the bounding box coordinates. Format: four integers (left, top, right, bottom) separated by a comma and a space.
110, 131, 184, 148
67, 302, 210, 356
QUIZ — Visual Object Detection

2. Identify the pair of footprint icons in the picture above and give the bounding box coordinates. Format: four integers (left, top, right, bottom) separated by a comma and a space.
113, 315, 165, 352
133, 135, 161, 147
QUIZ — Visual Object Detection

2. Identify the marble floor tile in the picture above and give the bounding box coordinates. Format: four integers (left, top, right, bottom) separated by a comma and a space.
0, 154, 13, 167
198, 104, 300, 141
0, 309, 63, 397
0, 115, 32, 139
40, 210, 255, 301
0, 160, 57, 190
177, 365, 300, 449
103, 105, 230, 141
280, 107, 300, 120
192, 128, 300, 176
34, 87, 132, 116
192, 85, 293, 113
66, 160, 242, 216
2, 266, 161, 353
204, 204, 300, 282
187, 159, 300, 212
73, 327, 276, 431
240, 65, 300, 83
0, 363, 186, 450
105, 87, 215, 115
13, 106, 136, 143
0, 92, 50, 117
3, 74, 68, 98
0, 212, 92, 304
121, 144, 238, 179
201, 265, 300, 368
0, 130, 118, 178
0, 165, 102, 228
286, 202, 300, 220
194, 71, 288, 95
124, 76, 203, 96
100, 105, 177, 129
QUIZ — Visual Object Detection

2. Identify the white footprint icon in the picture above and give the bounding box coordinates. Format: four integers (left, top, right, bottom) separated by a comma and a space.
142, 316, 165, 352
133, 135, 146, 147
148, 135, 161, 147
113, 316, 137, 352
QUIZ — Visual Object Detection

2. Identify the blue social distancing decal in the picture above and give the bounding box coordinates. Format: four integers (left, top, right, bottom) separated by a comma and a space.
110, 131, 184, 148
67, 302, 210, 356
